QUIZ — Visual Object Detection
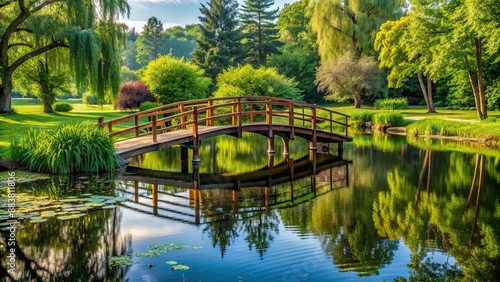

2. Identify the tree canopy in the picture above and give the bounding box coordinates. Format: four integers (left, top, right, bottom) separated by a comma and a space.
0, 0, 130, 112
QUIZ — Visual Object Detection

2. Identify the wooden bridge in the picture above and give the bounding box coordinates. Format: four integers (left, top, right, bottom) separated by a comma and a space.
98, 96, 352, 162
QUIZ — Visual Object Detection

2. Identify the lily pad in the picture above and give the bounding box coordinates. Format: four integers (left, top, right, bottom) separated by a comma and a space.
101, 205, 116, 209
30, 218, 48, 223
109, 256, 134, 266
166, 261, 177, 265
170, 265, 189, 270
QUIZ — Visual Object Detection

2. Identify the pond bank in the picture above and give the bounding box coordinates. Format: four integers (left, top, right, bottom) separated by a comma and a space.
385, 126, 499, 147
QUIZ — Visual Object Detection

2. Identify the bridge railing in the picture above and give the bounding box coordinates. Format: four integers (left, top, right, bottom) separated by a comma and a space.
98, 96, 350, 142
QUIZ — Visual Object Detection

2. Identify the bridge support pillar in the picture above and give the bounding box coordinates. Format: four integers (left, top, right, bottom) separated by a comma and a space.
180, 146, 189, 173
282, 137, 289, 159
267, 136, 275, 155
337, 142, 344, 159
192, 143, 201, 166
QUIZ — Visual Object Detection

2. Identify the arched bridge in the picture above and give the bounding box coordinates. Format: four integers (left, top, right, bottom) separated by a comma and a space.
98, 96, 352, 161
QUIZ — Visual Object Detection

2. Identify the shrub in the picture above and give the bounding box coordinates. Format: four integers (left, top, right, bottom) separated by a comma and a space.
53, 102, 73, 112
350, 110, 374, 123
115, 81, 156, 110
374, 98, 408, 110
214, 64, 302, 101
141, 55, 210, 104
82, 92, 98, 105
373, 111, 404, 127
9, 122, 119, 174
139, 101, 161, 111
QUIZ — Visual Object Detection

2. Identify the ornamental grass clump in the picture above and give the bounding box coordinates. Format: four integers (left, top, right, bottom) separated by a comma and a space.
9, 122, 119, 174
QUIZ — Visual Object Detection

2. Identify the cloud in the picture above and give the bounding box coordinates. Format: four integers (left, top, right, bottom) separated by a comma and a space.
128, 0, 200, 4
120, 20, 184, 32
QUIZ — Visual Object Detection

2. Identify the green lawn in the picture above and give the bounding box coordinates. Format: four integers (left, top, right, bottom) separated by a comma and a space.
0, 99, 136, 158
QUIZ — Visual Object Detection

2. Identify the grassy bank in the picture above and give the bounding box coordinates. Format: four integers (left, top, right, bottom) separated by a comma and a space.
0, 99, 134, 158
406, 118, 500, 145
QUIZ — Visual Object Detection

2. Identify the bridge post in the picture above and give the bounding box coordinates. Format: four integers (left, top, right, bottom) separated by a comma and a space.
207, 100, 213, 126
192, 106, 201, 165
180, 104, 186, 129
310, 105, 317, 151
152, 115, 157, 143
180, 146, 189, 173
98, 117, 104, 129
337, 142, 344, 159
289, 101, 295, 138
282, 137, 289, 159
237, 98, 242, 138
268, 137, 275, 155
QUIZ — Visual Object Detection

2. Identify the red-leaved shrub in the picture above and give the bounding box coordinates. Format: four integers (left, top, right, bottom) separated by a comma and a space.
115, 81, 156, 109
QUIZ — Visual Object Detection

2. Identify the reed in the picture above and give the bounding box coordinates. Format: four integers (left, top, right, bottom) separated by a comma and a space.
9, 122, 119, 174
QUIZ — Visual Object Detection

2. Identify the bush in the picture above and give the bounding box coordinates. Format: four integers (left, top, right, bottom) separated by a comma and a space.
214, 64, 302, 100
53, 102, 73, 112
115, 81, 156, 110
350, 110, 374, 123
141, 55, 210, 104
374, 98, 408, 110
139, 101, 161, 111
373, 111, 404, 127
82, 92, 98, 105
9, 122, 119, 174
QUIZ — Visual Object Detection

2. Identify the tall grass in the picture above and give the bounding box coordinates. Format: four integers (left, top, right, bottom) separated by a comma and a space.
9, 122, 119, 174
373, 111, 405, 127
374, 98, 408, 110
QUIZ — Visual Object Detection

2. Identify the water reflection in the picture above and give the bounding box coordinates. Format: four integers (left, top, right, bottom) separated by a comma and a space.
2, 134, 500, 281
0, 177, 132, 281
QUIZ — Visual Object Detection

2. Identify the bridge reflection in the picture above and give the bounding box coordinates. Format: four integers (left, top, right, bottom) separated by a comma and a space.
115, 153, 351, 225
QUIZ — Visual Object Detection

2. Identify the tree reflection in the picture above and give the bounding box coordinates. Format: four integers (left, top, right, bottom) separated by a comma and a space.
373, 150, 500, 281
0, 177, 132, 281
240, 210, 280, 259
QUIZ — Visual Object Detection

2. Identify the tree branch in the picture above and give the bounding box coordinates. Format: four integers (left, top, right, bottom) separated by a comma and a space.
30, 0, 62, 13
14, 27, 33, 34
9, 40, 68, 75
8, 42, 32, 49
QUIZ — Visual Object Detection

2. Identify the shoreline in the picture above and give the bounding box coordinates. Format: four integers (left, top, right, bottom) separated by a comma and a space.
385, 127, 498, 147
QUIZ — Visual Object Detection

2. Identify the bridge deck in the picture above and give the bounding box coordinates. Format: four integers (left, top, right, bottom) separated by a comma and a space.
114, 124, 352, 159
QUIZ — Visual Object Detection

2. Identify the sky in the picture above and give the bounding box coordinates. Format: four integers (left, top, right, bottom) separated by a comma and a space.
120, 0, 292, 32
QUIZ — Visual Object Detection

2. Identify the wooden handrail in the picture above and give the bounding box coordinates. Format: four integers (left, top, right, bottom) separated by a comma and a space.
98, 96, 350, 143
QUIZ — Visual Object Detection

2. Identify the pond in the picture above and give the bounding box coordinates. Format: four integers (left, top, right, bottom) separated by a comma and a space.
1, 133, 500, 281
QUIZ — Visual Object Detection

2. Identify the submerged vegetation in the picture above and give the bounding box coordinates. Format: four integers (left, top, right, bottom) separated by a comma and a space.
9, 122, 119, 174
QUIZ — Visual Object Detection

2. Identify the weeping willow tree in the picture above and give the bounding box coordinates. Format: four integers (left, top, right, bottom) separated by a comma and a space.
307, 0, 407, 61
15, 48, 71, 113
0, 0, 130, 112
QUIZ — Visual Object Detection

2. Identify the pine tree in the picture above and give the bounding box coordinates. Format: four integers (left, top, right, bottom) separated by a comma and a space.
136, 17, 165, 66
240, 0, 281, 66
192, 0, 243, 81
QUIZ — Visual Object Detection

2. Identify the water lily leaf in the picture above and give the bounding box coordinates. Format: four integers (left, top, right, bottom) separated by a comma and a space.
191, 246, 203, 249
170, 265, 189, 270
166, 261, 177, 265
135, 251, 160, 257
101, 205, 116, 209
109, 256, 134, 266
30, 218, 48, 223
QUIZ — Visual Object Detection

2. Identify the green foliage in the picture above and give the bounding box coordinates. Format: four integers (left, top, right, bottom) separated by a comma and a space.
141, 56, 210, 104
120, 66, 139, 83
240, 0, 281, 65
9, 122, 119, 174
308, 0, 406, 61
82, 92, 98, 105
316, 52, 385, 107
53, 102, 73, 112
351, 111, 374, 123
139, 101, 161, 111
374, 98, 408, 110
372, 112, 404, 127
213, 64, 302, 100
136, 17, 165, 66
486, 79, 500, 111
192, 0, 242, 80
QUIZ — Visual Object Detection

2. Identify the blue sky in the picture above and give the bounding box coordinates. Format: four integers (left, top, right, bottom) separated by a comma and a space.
121, 0, 292, 32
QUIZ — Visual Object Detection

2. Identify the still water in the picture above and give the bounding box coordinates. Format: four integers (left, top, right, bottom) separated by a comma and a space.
1, 133, 500, 281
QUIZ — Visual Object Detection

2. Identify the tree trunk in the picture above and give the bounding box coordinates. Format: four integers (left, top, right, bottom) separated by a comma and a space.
353, 96, 361, 108
464, 55, 485, 120
417, 74, 436, 113
0, 76, 13, 113
426, 76, 436, 113
475, 38, 487, 119
42, 96, 54, 113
